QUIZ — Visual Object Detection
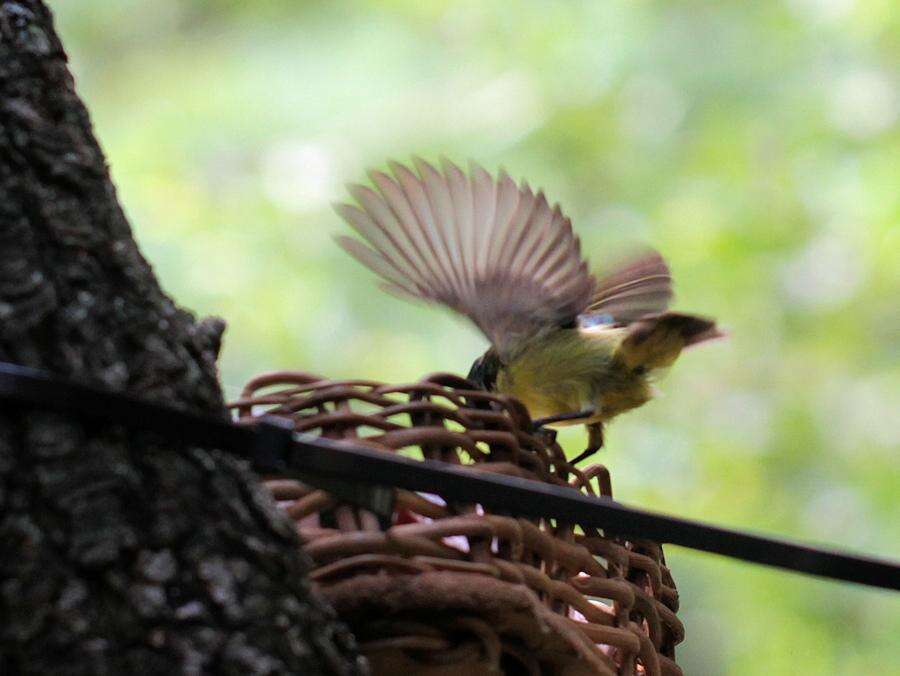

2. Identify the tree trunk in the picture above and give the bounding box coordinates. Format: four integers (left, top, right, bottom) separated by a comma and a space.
0, 2, 364, 673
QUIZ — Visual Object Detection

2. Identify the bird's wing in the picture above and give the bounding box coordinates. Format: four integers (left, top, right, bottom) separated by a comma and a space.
334, 158, 596, 360
580, 249, 673, 325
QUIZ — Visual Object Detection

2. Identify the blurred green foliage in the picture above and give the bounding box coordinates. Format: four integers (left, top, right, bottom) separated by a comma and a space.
54, 1, 899, 673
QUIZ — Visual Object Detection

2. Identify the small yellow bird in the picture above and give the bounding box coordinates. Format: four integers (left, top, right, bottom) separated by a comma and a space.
335, 159, 722, 462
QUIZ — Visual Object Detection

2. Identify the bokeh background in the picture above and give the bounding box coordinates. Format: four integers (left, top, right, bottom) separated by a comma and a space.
54, 1, 899, 673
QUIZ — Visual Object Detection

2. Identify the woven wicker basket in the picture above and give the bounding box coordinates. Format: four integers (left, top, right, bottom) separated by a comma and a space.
231, 372, 684, 675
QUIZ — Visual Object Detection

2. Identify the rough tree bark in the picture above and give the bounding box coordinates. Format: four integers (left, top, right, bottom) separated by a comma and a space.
0, 2, 364, 674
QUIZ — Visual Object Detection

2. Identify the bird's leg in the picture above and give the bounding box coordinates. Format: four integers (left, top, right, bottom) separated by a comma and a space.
532, 408, 596, 428
531, 408, 597, 451
568, 422, 604, 465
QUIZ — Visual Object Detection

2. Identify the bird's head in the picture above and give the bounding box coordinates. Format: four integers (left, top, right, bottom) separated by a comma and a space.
467, 347, 502, 391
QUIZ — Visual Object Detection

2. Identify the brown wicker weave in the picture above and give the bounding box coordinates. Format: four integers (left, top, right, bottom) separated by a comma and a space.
231, 371, 684, 676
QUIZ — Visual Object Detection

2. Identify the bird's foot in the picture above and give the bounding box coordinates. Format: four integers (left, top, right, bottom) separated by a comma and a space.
534, 426, 558, 447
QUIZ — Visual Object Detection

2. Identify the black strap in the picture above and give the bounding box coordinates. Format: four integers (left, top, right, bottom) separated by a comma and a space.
0, 362, 897, 591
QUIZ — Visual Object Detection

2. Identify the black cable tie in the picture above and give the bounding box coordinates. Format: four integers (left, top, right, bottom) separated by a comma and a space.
252, 416, 293, 474
254, 417, 396, 522
0, 362, 897, 591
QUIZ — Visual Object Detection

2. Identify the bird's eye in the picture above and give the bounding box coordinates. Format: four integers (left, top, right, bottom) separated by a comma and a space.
633, 365, 647, 376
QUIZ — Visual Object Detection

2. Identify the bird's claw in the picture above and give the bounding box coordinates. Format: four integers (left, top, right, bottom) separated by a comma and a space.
531, 422, 558, 446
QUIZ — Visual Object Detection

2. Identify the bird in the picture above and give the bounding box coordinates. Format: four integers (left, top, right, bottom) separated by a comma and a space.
334, 158, 723, 463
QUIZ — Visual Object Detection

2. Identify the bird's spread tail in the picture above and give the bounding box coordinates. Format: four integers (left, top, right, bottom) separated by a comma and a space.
615, 312, 723, 371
